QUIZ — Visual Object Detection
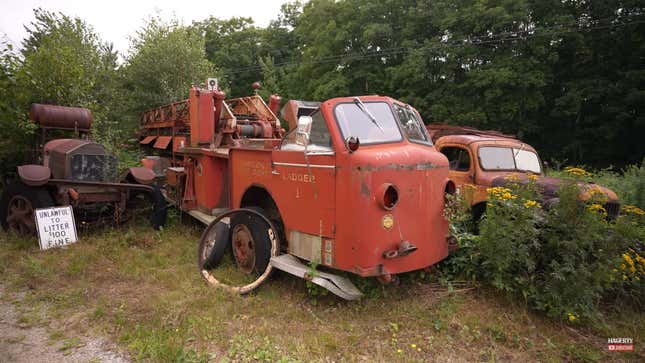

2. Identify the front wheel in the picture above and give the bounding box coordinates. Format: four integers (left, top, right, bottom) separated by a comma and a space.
197, 208, 279, 295
0, 181, 54, 235
229, 207, 273, 276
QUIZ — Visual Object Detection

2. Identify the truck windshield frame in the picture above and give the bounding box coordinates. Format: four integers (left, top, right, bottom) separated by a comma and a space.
478, 146, 542, 174
392, 103, 433, 146
333, 101, 403, 146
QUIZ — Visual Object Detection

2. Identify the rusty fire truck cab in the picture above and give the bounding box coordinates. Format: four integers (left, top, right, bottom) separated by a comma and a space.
143, 85, 453, 299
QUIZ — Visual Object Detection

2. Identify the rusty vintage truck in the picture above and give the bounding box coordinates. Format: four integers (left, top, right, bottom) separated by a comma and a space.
137, 82, 456, 299
0, 104, 166, 236
427, 124, 620, 220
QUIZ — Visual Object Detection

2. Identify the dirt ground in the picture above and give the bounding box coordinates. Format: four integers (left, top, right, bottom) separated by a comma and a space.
0, 284, 129, 363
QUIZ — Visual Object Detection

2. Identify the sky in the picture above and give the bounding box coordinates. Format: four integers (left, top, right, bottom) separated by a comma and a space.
0, 0, 289, 56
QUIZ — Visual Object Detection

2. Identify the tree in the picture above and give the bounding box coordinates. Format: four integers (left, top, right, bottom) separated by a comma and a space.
193, 17, 263, 97
17, 9, 112, 108
123, 17, 215, 113
536, 0, 645, 165
0, 9, 118, 175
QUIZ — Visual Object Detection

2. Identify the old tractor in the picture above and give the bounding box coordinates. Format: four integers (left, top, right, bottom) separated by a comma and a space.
139, 82, 455, 299
0, 104, 166, 236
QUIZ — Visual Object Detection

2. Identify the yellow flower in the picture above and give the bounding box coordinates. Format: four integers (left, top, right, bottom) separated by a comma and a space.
396, 349, 402, 354
623, 205, 645, 216
567, 313, 576, 322
506, 173, 520, 182
588, 204, 607, 214
524, 200, 540, 208
410, 344, 416, 348
623, 274, 628, 280
528, 174, 539, 181
564, 167, 593, 177
620, 264, 626, 270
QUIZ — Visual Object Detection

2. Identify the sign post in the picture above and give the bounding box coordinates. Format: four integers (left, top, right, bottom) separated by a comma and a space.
34, 206, 78, 250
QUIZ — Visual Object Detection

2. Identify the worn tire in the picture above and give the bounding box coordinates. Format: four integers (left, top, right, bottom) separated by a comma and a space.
126, 185, 167, 230
0, 180, 54, 235
471, 202, 487, 234
198, 221, 231, 270
229, 207, 273, 276
149, 186, 167, 230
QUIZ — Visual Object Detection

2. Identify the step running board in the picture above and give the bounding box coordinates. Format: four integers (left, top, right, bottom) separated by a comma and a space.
270, 254, 363, 300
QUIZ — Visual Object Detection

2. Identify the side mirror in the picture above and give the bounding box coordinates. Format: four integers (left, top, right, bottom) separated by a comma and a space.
295, 116, 312, 146
345, 136, 360, 153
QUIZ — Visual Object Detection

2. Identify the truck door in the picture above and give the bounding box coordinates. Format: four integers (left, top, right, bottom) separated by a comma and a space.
439, 145, 477, 205
271, 110, 336, 260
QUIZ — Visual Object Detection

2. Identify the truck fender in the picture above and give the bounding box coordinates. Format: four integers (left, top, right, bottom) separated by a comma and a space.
17, 164, 51, 187
124, 167, 155, 185
121, 167, 167, 230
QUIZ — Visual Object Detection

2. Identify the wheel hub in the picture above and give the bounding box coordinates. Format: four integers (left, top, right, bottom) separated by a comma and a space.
6, 195, 36, 235
232, 224, 256, 274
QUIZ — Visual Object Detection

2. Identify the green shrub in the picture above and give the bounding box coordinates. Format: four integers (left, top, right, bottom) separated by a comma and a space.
439, 172, 645, 322
551, 159, 645, 208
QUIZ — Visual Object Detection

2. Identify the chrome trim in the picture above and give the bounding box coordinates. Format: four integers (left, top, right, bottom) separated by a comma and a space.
273, 162, 336, 169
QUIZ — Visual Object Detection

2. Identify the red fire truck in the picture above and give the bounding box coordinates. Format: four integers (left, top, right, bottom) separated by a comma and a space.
139, 82, 455, 299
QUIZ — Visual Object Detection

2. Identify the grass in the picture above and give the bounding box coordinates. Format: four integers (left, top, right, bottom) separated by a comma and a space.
1, 215, 643, 362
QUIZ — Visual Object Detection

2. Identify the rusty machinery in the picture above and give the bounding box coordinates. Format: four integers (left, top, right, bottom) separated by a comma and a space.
0, 104, 166, 236
137, 82, 455, 299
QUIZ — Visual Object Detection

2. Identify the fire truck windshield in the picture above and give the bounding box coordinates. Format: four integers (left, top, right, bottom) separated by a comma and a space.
334, 101, 402, 145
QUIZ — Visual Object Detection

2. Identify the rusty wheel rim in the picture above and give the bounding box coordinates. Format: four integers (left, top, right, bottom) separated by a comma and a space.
6, 196, 36, 235
232, 224, 255, 274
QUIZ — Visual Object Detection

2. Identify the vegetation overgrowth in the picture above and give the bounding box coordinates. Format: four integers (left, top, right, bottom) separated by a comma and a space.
0, 1, 644, 360
0, 208, 643, 362
439, 164, 645, 325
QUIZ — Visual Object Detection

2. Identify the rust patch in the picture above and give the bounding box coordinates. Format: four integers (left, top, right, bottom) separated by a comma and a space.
360, 179, 371, 196
355, 162, 444, 172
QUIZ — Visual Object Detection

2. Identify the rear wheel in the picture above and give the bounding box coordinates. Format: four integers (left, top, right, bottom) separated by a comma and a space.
0, 181, 54, 235
230, 207, 272, 276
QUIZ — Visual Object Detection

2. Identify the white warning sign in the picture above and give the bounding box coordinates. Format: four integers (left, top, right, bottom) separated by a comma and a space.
34, 206, 78, 250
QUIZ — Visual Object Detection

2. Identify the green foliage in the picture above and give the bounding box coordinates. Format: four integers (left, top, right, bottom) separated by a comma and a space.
0, 9, 118, 175
123, 16, 216, 113
549, 160, 645, 209
1, 1, 643, 177
119, 322, 207, 362
194, 17, 263, 97
440, 174, 645, 321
